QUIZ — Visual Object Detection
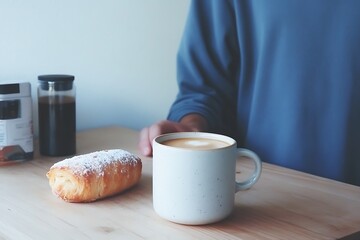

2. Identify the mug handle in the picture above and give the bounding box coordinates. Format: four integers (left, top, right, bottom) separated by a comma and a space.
235, 148, 262, 192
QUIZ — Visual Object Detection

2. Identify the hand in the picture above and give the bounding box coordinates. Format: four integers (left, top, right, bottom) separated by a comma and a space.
138, 114, 208, 156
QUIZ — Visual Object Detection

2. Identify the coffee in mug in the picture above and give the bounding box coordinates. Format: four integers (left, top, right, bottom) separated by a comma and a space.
162, 137, 229, 150
152, 132, 262, 225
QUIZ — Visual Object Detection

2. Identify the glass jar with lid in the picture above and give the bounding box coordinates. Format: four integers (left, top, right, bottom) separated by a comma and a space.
38, 74, 76, 156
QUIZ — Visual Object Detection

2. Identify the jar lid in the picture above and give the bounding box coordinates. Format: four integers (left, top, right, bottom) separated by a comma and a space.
38, 74, 74, 91
38, 74, 74, 82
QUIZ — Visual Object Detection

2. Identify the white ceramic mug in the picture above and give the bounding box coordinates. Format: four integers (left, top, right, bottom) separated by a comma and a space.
152, 132, 262, 225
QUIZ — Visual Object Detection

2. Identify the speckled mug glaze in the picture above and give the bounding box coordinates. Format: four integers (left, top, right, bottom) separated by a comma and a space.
152, 132, 262, 225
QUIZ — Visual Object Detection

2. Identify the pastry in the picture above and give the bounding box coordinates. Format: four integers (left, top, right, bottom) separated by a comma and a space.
46, 149, 142, 202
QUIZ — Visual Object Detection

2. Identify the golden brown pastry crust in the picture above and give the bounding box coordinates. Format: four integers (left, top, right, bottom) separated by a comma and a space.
46, 149, 142, 202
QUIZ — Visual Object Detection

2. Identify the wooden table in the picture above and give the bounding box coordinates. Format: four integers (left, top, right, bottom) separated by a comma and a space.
0, 126, 359, 240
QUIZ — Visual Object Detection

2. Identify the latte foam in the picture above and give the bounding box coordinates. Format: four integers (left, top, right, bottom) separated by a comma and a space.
162, 138, 229, 150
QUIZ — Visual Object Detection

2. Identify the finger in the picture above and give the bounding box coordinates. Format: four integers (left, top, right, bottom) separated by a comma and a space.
158, 120, 183, 133
147, 121, 176, 147
138, 127, 152, 156
148, 123, 164, 145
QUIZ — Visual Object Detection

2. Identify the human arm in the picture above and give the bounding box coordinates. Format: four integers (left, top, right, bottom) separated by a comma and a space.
167, 0, 239, 133
139, 1, 239, 156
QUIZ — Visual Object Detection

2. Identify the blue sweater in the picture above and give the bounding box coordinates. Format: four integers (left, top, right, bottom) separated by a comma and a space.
168, 0, 360, 186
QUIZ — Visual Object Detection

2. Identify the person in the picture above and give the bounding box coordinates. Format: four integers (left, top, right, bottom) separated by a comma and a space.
138, 0, 360, 186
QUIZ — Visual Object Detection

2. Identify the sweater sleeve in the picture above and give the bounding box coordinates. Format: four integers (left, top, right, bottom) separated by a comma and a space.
167, 0, 240, 133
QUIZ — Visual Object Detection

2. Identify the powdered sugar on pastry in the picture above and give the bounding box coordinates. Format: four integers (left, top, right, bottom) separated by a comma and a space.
51, 149, 140, 176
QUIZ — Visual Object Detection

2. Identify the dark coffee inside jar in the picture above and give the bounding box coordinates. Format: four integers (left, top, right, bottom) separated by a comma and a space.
38, 95, 76, 156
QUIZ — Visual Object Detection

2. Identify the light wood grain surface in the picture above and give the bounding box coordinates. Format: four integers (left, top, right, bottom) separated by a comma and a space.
0, 126, 359, 240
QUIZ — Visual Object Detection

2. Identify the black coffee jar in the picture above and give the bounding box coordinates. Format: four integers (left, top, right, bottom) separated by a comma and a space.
38, 74, 76, 156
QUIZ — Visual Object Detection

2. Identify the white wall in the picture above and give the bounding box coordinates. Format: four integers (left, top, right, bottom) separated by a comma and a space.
0, 0, 190, 134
